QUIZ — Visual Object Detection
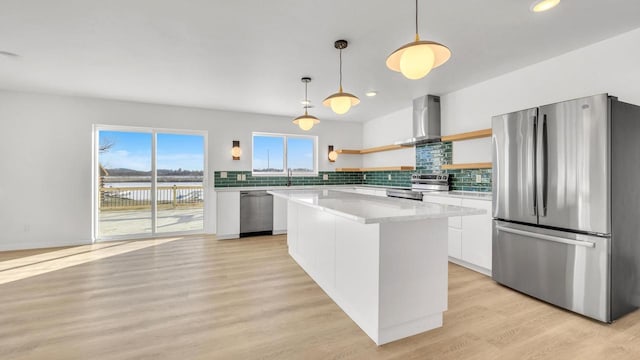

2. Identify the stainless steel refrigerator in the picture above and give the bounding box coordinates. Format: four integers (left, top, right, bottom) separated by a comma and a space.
492, 93, 640, 322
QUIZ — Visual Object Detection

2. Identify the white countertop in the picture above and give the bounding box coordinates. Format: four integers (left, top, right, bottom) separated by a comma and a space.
268, 189, 485, 224
422, 191, 492, 201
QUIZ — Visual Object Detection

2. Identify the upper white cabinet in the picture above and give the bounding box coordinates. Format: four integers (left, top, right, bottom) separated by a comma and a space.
216, 191, 240, 239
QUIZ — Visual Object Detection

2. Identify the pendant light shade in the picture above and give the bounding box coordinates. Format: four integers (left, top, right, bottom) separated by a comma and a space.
386, 0, 451, 80
293, 77, 320, 131
323, 40, 359, 115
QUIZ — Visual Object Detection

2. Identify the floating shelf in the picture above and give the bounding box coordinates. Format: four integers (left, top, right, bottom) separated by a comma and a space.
336, 144, 404, 155
441, 128, 492, 142
441, 162, 492, 170
336, 166, 415, 172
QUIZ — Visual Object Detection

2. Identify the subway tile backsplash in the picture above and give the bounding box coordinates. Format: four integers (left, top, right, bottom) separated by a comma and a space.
416, 141, 492, 192
214, 171, 362, 187
214, 141, 491, 192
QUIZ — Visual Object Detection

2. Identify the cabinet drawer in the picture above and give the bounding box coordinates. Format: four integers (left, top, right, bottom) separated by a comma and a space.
423, 195, 463, 207
448, 228, 462, 259
448, 216, 462, 229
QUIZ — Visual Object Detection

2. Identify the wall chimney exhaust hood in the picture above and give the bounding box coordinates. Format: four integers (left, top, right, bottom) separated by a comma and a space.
395, 95, 441, 146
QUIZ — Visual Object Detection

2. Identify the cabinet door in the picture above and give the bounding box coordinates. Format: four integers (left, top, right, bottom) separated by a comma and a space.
216, 192, 240, 239
448, 228, 462, 259
461, 199, 493, 270
273, 196, 288, 234
423, 195, 463, 228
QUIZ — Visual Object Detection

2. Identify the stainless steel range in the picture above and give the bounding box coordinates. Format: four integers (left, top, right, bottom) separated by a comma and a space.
386, 173, 450, 201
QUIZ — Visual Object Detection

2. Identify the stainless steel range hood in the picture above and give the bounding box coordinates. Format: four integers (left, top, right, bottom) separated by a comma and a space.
395, 95, 441, 146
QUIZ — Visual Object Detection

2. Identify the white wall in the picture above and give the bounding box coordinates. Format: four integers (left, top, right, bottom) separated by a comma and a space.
361, 107, 415, 168
364, 27, 640, 167
0, 91, 363, 251
444, 27, 640, 164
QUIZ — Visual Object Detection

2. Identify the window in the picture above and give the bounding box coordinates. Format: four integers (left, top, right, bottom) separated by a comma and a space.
252, 133, 317, 176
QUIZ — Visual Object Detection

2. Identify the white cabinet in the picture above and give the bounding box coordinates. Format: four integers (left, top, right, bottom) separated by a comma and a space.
423, 195, 463, 259
216, 191, 240, 239
461, 199, 493, 272
273, 195, 288, 235
423, 195, 492, 275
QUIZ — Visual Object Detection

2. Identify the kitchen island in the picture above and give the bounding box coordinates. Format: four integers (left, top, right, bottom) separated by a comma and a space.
268, 189, 484, 345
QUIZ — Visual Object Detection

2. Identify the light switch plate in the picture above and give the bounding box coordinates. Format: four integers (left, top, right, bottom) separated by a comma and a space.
237, 174, 242, 181
388, 174, 392, 181
476, 174, 482, 183
363, 174, 367, 180
220, 171, 227, 179
241, 174, 247, 181
323, 174, 329, 181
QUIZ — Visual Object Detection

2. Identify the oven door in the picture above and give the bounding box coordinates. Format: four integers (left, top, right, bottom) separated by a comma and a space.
492, 220, 610, 322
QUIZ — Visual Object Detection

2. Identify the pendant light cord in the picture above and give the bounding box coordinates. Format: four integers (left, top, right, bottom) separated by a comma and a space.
415, 0, 420, 41
304, 81, 309, 114
339, 48, 343, 92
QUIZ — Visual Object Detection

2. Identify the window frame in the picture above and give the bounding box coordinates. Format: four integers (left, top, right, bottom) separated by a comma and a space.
251, 132, 318, 176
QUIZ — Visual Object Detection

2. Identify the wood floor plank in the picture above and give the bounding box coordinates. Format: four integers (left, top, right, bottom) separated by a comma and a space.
1, 235, 640, 359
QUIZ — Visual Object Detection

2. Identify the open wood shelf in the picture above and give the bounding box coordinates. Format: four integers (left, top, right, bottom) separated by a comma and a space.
441, 162, 492, 170
336, 144, 404, 155
441, 128, 492, 142
336, 166, 415, 172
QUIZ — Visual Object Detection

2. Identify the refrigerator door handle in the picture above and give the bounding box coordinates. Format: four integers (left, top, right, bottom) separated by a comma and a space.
496, 225, 595, 248
538, 114, 548, 217
530, 116, 538, 216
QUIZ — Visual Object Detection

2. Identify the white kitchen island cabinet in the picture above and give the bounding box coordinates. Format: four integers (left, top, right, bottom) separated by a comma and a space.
270, 189, 483, 346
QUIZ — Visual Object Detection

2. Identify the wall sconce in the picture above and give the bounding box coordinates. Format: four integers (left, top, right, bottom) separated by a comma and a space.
328, 145, 338, 162
231, 140, 242, 160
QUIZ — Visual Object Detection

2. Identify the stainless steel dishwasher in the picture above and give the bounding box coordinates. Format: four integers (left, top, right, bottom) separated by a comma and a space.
239, 191, 273, 237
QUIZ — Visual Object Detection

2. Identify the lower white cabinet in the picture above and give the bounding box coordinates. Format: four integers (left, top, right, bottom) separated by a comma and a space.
460, 199, 493, 272
423, 195, 492, 275
216, 191, 240, 239
447, 228, 462, 259
273, 196, 288, 235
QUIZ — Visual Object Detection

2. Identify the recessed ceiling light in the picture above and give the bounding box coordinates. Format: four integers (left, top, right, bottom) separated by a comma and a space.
365, 91, 378, 97
530, 0, 560, 12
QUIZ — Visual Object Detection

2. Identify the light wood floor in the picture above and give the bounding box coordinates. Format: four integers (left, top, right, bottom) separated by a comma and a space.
1, 235, 640, 360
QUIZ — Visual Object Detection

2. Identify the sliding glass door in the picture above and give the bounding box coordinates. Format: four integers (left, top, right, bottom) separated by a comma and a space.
156, 133, 205, 234
95, 126, 206, 240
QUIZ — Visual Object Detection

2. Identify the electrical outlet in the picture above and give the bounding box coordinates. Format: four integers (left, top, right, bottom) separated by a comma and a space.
363, 174, 367, 180
220, 171, 227, 179
323, 174, 329, 181
476, 174, 482, 183
241, 174, 247, 181
388, 174, 392, 181
237, 174, 242, 181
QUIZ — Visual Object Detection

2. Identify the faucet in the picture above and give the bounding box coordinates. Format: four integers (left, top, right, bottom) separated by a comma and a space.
287, 168, 292, 187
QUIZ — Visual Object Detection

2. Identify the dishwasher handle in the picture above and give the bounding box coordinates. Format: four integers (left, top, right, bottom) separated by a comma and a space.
240, 191, 269, 197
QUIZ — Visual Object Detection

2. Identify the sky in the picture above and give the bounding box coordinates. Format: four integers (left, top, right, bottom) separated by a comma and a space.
99, 131, 204, 171
252, 135, 314, 171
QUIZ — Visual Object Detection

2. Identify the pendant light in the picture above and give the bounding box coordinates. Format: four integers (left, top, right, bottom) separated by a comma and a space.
386, 0, 451, 80
323, 40, 360, 115
293, 77, 320, 131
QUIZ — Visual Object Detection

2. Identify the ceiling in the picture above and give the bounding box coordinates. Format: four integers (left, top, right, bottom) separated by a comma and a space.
1, 0, 640, 122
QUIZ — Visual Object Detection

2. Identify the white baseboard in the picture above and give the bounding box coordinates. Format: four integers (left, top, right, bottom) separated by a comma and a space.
0, 238, 91, 252
448, 257, 492, 277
